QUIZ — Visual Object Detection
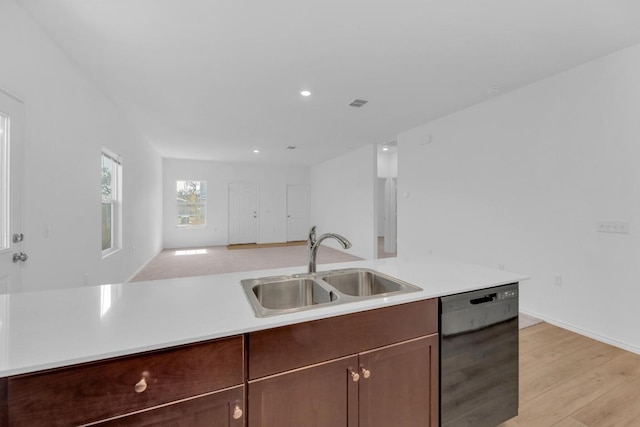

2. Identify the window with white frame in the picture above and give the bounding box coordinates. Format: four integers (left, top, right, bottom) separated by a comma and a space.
0, 113, 8, 251
176, 180, 206, 228
101, 148, 122, 256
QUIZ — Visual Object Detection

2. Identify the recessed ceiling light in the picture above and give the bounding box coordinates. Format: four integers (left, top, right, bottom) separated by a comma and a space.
253, 149, 260, 154
300, 90, 311, 97
382, 147, 389, 151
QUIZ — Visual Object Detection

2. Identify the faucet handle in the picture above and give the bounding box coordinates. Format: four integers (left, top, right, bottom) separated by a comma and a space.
308, 226, 317, 245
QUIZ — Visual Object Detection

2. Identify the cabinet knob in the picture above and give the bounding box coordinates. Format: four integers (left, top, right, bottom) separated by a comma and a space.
361, 367, 371, 379
350, 369, 360, 382
233, 405, 243, 420
134, 378, 147, 393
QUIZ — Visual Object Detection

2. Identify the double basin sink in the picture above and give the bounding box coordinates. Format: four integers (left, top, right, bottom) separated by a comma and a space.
241, 268, 423, 317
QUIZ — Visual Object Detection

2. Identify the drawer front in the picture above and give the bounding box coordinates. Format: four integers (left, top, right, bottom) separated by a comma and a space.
8, 335, 244, 427
92, 385, 245, 427
249, 299, 437, 379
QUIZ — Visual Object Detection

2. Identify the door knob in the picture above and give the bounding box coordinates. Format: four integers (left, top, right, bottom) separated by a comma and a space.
232, 405, 243, 420
12, 233, 24, 243
360, 367, 371, 379
134, 378, 147, 393
12, 252, 28, 263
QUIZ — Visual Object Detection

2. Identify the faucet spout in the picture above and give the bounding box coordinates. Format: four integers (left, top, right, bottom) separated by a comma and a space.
307, 226, 352, 273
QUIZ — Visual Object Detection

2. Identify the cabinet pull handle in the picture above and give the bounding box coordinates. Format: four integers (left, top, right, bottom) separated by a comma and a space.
350, 369, 360, 382
134, 378, 147, 393
233, 405, 243, 420
361, 367, 371, 379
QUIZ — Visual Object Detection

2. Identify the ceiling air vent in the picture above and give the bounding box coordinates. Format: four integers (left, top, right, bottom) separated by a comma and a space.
286, 146, 297, 150
349, 99, 368, 107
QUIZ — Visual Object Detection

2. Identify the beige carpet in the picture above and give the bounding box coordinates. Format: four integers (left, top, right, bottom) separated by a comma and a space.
131, 244, 363, 282
227, 241, 306, 250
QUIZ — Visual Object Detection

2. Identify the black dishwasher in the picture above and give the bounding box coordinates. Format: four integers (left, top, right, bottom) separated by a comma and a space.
440, 283, 519, 427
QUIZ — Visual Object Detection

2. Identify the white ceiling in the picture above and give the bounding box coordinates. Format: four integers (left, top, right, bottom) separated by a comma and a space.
17, 0, 640, 165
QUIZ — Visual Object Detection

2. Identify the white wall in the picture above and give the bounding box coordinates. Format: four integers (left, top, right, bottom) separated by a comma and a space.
398, 42, 640, 353
310, 145, 377, 260
377, 150, 397, 178
0, 0, 163, 291
163, 159, 310, 248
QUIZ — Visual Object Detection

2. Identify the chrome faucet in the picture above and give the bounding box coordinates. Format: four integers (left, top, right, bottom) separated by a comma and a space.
307, 226, 352, 273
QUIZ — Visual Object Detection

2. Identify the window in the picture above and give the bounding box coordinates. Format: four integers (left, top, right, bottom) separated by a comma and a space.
176, 180, 206, 228
0, 113, 8, 251
102, 148, 122, 256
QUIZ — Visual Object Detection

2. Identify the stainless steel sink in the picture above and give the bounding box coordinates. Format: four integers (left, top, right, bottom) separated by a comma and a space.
242, 276, 338, 317
319, 269, 409, 296
242, 268, 422, 317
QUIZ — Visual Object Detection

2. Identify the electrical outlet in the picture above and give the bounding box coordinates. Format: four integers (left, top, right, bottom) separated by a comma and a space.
596, 221, 630, 234
554, 275, 563, 287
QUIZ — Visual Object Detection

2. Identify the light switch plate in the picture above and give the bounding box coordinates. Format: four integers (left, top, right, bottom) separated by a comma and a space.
596, 221, 630, 234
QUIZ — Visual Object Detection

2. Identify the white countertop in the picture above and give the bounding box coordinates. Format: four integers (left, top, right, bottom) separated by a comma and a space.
0, 256, 528, 378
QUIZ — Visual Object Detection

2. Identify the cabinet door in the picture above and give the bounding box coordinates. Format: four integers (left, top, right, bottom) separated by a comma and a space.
93, 385, 244, 427
248, 355, 359, 427
358, 335, 439, 427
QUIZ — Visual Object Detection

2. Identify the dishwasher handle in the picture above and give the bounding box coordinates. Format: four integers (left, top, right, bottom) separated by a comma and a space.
470, 293, 497, 305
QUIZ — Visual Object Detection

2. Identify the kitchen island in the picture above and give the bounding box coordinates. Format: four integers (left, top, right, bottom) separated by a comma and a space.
0, 255, 527, 426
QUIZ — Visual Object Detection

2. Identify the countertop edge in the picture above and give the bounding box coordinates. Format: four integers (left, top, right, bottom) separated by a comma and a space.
0, 257, 529, 378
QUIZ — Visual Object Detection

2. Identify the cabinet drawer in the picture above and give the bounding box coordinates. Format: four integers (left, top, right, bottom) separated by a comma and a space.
92, 385, 244, 427
248, 299, 437, 379
8, 335, 244, 427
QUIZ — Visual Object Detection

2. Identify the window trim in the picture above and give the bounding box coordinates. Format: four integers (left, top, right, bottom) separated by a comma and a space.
101, 148, 122, 258
0, 113, 9, 252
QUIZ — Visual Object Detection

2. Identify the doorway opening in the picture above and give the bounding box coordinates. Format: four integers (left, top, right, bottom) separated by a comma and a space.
377, 142, 397, 258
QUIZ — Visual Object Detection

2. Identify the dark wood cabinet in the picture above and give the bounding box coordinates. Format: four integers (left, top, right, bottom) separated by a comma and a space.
247, 299, 439, 427
248, 336, 438, 427
0, 378, 7, 427
94, 385, 244, 427
248, 356, 359, 427
359, 335, 439, 427
248, 299, 438, 380
6, 336, 245, 426
3, 299, 439, 427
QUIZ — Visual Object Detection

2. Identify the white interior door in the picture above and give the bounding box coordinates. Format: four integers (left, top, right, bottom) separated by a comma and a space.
0, 90, 25, 294
228, 182, 258, 244
286, 185, 309, 242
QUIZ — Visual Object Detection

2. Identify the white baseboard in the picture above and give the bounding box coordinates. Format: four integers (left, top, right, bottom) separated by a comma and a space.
520, 309, 640, 355
125, 248, 163, 283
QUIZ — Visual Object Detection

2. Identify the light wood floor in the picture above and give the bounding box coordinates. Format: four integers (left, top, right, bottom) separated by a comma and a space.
499, 323, 640, 426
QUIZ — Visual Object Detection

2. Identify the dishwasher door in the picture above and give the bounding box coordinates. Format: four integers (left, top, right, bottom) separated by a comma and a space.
440, 283, 519, 427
